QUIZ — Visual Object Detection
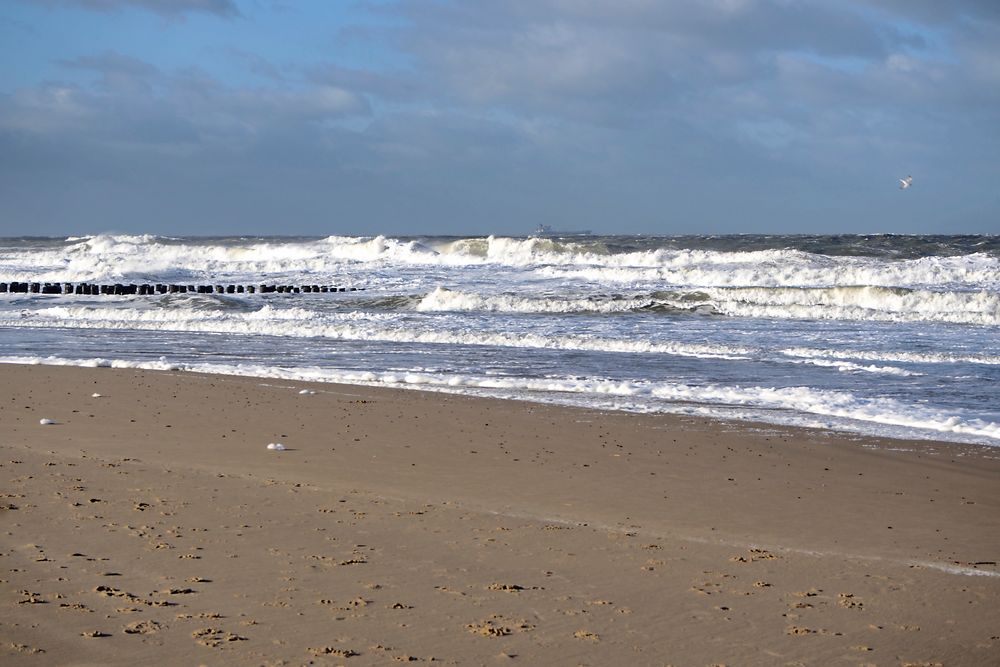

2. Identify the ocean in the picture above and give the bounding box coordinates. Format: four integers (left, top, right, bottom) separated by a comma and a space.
1, 233, 998, 446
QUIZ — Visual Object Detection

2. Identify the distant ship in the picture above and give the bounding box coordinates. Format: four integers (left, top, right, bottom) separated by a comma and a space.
532, 224, 592, 237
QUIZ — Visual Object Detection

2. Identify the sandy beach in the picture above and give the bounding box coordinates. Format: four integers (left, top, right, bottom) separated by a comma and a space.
2, 363, 998, 666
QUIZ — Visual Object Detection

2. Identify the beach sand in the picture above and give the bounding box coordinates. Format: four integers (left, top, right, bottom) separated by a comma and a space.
2, 364, 998, 665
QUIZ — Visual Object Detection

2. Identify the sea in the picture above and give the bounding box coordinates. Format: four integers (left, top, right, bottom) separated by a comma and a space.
1, 233, 998, 447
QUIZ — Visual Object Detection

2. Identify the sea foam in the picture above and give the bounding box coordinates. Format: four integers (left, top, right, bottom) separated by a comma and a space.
3, 354, 998, 446
2, 233, 997, 449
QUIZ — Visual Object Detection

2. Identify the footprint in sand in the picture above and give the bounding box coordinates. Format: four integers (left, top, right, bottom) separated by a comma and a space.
730, 548, 779, 563
17, 590, 46, 605
344, 596, 370, 609
838, 593, 864, 609
792, 588, 822, 598
309, 647, 359, 657
8, 642, 45, 655
123, 620, 161, 635
469, 623, 511, 637
467, 615, 534, 638
487, 583, 528, 592
191, 627, 248, 648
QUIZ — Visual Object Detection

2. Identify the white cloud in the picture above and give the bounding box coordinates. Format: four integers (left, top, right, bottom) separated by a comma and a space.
1, 0, 998, 233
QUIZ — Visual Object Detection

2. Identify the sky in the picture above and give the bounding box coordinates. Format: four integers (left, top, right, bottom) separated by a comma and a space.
0, 0, 998, 236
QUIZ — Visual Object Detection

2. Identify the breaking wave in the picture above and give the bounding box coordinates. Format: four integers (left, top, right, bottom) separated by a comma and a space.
2, 233, 997, 448
2, 234, 997, 295
412, 285, 999, 325
0, 304, 753, 359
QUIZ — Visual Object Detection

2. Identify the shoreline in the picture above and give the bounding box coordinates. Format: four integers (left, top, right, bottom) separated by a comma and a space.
3, 353, 998, 451
3, 364, 999, 665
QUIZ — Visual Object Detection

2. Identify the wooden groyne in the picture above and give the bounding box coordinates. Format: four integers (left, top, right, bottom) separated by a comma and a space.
0, 282, 364, 295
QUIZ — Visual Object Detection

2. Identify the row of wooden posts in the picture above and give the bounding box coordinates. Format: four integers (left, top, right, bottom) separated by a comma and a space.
0, 282, 363, 295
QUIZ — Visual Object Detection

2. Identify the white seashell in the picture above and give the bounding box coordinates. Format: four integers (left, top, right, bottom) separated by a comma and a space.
266, 443, 286, 451
39, 418, 57, 425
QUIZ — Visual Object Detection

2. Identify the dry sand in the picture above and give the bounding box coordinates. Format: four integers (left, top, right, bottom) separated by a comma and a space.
2, 363, 998, 666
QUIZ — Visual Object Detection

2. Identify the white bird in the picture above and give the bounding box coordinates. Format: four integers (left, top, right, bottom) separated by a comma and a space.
267, 442, 286, 451
899, 175, 913, 190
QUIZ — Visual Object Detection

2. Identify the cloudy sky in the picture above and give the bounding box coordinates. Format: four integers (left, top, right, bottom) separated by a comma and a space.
1, 1, 998, 236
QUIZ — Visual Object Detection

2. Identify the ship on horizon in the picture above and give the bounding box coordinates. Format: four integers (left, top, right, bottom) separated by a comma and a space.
531, 224, 592, 237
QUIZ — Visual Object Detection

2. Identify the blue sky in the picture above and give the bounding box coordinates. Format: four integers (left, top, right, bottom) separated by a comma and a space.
1, 0, 998, 236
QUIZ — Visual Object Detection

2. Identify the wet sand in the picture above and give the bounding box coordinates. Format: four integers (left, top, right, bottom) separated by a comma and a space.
2, 363, 999, 665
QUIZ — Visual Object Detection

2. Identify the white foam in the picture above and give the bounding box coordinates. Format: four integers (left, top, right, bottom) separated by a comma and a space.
2, 235, 996, 451
701, 285, 1000, 326
536, 251, 1000, 292
3, 355, 998, 446
409, 284, 1000, 325
790, 358, 920, 376
0, 234, 450, 283
781, 346, 1000, 366
3, 235, 998, 297
416, 287, 642, 314
0, 305, 755, 360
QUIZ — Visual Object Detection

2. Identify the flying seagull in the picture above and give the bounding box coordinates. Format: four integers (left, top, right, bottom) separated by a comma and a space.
899, 175, 913, 190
